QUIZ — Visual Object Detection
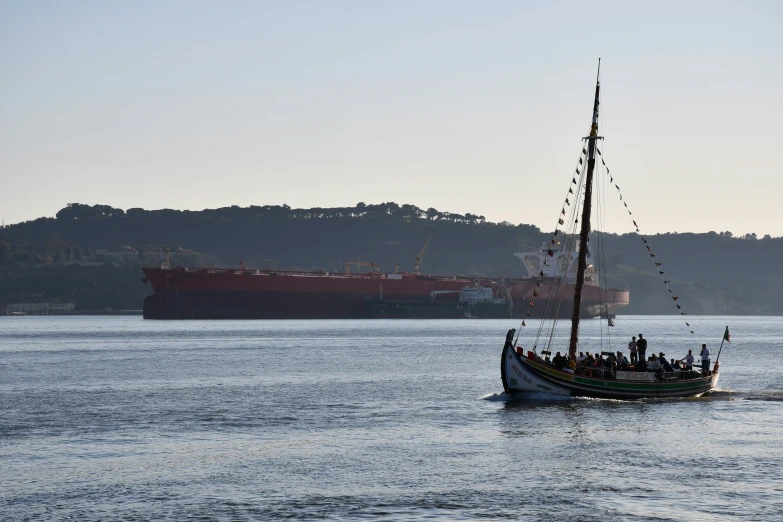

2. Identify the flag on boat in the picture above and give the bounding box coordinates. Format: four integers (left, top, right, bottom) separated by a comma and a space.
724, 327, 731, 342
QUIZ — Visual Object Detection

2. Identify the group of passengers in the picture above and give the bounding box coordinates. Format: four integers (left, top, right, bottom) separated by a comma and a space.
542, 332, 711, 379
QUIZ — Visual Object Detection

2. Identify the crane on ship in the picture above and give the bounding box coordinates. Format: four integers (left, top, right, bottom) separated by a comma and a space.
413, 231, 435, 275
343, 261, 380, 274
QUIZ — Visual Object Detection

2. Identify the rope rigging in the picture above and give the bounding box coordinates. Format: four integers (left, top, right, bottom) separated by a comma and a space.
595, 148, 696, 336
514, 141, 591, 354
514, 137, 694, 356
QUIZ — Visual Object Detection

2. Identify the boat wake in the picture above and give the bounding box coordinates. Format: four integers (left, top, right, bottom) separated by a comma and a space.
699, 388, 783, 402
482, 390, 572, 402
741, 389, 783, 402
480, 392, 511, 401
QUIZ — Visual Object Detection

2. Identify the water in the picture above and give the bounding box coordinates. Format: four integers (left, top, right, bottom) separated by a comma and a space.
1, 316, 782, 521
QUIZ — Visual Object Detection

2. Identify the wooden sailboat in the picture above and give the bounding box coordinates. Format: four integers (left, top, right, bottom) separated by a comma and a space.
500, 62, 723, 400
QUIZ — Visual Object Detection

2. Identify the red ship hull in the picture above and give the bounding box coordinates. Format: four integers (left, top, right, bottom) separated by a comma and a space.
141, 267, 629, 319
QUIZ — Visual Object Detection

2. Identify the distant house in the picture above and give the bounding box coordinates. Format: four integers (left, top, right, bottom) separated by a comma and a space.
95, 246, 139, 264
137, 245, 167, 264
7, 302, 76, 314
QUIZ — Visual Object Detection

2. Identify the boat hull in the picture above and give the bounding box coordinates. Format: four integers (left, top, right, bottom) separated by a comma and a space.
501, 342, 719, 400
141, 267, 629, 320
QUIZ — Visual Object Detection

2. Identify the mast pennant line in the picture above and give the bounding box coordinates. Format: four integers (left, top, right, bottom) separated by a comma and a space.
598, 154, 695, 336
514, 144, 588, 353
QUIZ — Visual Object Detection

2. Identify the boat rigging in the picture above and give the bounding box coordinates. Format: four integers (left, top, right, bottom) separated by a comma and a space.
500, 61, 727, 399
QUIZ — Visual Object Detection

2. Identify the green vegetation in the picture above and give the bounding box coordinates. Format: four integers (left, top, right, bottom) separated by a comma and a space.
2, 202, 781, 314
1, 264, 149, 311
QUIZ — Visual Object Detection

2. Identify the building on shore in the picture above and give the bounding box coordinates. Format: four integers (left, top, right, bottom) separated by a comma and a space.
6, 303, 76, 315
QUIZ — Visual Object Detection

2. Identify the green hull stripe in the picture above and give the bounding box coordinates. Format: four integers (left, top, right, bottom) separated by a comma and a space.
523, 359, 711, 392
573, 376, 708, 391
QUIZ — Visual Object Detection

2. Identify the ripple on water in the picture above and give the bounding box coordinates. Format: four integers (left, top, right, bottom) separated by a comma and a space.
1, 316, 782, 520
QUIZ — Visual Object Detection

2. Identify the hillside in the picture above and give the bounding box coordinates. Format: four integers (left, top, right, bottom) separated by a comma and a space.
2, 202, 781, 314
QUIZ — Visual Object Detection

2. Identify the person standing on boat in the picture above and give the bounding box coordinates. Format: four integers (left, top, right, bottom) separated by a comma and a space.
681, 350, 695, 372
636, 334, 648, 362
628, 336, 638, 364
700, 344, 710, 375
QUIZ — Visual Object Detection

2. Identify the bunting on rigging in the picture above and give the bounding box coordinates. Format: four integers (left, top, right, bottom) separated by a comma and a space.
518, 146, 587, 330
598, 151, 695, 335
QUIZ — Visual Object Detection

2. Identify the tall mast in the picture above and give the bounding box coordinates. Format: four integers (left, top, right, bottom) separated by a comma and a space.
568, 60, 602, 357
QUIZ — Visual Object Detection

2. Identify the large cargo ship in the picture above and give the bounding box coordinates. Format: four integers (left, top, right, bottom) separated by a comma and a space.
141, 246, 629, 319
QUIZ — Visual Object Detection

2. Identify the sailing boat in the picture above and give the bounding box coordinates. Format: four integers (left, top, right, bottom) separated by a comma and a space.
500, 62, 724, 399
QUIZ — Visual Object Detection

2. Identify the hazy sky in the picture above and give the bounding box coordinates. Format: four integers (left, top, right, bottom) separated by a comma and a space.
2, 1, 782, 236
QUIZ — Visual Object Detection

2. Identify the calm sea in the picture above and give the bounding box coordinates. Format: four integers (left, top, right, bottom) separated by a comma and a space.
1, 316, 781, 521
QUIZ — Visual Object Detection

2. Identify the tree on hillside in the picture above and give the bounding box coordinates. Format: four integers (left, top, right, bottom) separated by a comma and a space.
56, 203, 125, 220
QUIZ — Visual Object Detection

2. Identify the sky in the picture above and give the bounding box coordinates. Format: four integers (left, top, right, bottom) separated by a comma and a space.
2, 1, 782, 236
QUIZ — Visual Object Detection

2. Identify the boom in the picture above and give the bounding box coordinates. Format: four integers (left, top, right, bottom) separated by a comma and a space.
414, 231, 435, 275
